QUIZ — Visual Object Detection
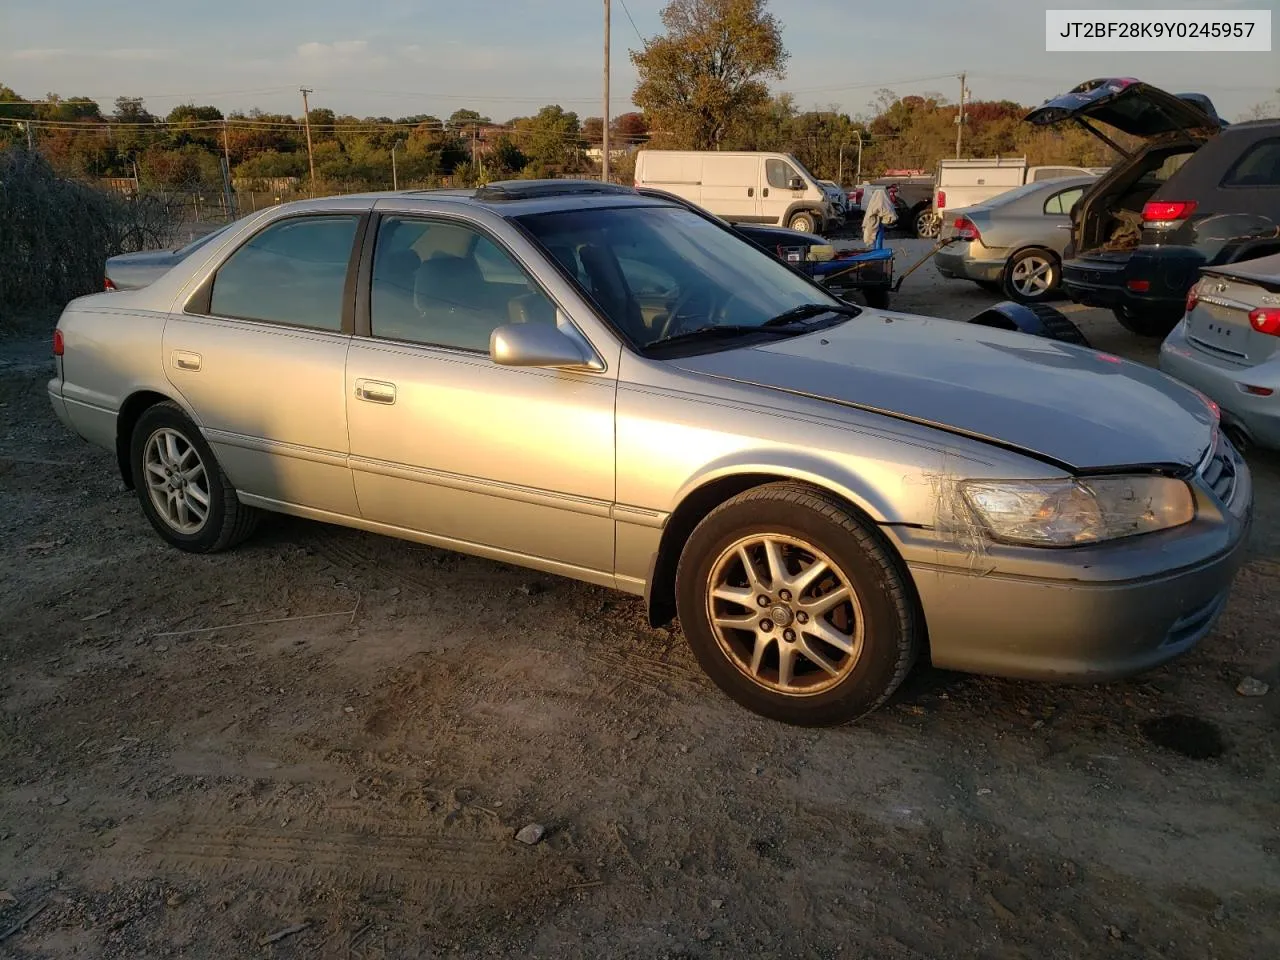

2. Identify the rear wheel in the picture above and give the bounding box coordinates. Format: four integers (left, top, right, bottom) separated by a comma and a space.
1112, 304, 1183, 338
915, 209, 941, 239
675, 483, 919, 726
788, 211, 817, 234
130, 402, 260, 553
1003, 248, 1059, 303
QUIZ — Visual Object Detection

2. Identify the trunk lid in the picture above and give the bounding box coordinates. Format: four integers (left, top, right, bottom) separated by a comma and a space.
1186, 256, 1280, 365
1025, 78, 1224, 140
674, 314, 1215, 471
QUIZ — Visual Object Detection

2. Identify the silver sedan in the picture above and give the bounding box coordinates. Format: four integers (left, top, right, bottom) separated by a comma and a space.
49, 180, 1251, 726
934, 175, 1096, 303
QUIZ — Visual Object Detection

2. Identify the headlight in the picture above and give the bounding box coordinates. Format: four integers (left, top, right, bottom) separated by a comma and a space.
960, 476, 1195, 546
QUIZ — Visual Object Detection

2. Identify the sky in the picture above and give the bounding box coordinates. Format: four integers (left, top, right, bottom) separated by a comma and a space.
1, 0, 1276, 122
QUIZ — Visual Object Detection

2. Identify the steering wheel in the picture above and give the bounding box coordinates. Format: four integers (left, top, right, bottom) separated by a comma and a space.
658, 285, 723, 340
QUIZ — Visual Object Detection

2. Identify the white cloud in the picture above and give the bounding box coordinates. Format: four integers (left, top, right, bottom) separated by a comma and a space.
11, 48, 70, 61
296, 40, 371, 61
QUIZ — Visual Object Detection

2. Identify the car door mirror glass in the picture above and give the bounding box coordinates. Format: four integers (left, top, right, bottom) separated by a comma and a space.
788, 177, 805, 191
490, 321, 591, 369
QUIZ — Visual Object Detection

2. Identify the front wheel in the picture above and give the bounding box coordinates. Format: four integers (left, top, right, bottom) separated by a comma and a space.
1113, 304, 1182, 338
130, 401, 260, 553
675, 483, 920, 726
788, 211, 817, 234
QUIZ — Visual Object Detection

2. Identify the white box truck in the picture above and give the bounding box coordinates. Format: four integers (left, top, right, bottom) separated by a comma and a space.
932, 157, 1097, 217
633, 150, 838, 235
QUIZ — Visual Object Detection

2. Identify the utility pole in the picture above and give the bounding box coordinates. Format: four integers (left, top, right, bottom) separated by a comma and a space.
392, 140, 402, 190
299, 86, 316, 195
954, 73, 967, 159
221, 119, 237, 217
602, 0, 611, 182
22, 121, 33, 150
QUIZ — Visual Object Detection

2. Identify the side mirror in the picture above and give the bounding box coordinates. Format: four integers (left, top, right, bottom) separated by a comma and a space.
788, 177, 805, 191
490, 322, 590, 368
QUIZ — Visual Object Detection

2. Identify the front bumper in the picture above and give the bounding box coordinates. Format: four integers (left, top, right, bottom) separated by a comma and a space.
935, 249, 1006, 284
887, 452, 1253, 681
1160, 320, 1280, 450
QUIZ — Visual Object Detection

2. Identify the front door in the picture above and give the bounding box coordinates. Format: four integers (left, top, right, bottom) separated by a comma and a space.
344, 214, 617, 576
163, 212, 361, 516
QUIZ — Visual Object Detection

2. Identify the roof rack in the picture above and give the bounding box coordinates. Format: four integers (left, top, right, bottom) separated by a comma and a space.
474, 179, 636, 202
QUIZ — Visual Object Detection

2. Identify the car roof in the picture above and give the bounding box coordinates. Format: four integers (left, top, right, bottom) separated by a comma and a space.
278, 180, 676, 219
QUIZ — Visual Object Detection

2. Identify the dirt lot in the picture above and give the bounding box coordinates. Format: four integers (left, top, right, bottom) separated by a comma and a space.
2, 254, 1278, 959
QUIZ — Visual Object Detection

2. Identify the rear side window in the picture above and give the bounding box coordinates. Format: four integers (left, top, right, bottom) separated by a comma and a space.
1044, 187, 1084, 216
1221, 138, 1280, 188
209, 215, 359, 330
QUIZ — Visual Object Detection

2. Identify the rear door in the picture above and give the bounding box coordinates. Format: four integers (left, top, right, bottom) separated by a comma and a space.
701, 155, 763, 222
164, 210, 364, 516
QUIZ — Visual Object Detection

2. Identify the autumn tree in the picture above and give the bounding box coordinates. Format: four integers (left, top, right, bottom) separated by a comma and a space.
631, 0, 787, 149
514, 105, 582, 175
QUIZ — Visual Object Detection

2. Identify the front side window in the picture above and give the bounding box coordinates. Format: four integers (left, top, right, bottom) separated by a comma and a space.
1044, 187, 1084, 216
208, 215, 359, 330
1222, 139, 1280, 188
517, 204, 844, 350
369, 217, 557, 351
766, 159, 799, 189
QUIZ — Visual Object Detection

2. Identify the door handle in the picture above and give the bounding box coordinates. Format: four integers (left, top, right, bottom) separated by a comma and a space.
747, 187, 754, 197
763, 187, 770, 197
1056, 224, 1073, 230
172, 350, 201, 371
354, 379, 396, 404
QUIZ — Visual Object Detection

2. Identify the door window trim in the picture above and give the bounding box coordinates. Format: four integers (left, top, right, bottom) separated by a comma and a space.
354, 211, 604, 369
1219, 136, 1280, 190
1043, 186, 1084, 216
183, 212, 370, 335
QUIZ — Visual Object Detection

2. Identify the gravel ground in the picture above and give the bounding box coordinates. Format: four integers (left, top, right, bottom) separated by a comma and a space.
1, 254, 1278, 959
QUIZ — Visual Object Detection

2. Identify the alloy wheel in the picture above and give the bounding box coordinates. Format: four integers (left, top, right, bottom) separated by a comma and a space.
1011, 255, 1054, 298
706, 534, 865, 696
143, 427, 211, 534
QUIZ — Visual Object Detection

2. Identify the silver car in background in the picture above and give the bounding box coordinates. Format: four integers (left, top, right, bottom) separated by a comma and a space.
1160, 251, 1280, 451
934, 175, 1096, 303
105, 222, 236, 291
49, 180, 1251, 728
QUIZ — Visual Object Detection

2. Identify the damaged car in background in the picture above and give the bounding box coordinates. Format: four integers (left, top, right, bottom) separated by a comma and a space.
49, 180, 1252, 727
1026, 78, 1280, 338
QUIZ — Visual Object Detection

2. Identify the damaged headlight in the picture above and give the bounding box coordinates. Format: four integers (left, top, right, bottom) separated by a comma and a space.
960, 476, 1195, 546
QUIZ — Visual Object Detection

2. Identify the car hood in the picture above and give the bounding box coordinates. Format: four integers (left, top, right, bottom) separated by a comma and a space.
1024, 78, 1224, 139
672, 313, 1216, 471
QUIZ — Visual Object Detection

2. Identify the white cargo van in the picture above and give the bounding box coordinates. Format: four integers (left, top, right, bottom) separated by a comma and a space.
633, 150, 837, 234
932, 157, 1097, 216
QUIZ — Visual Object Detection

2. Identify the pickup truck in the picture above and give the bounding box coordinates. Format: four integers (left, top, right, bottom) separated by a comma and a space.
931, 158, 1098, 234
850, 176, 936, 237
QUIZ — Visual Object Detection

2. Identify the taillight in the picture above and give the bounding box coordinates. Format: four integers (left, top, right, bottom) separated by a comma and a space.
1249, 307, 1280, 336
104, 277, 117, 291
1185, 285, 1199, 313
1142, 200, 1197, 223
853, 188, 863, 205
936, 190, 946, 210
952, 217, 980, 241
53, 330, 64, 356
1126, 279, 1151, 292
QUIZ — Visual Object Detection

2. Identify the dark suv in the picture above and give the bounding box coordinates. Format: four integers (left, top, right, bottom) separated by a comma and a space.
1026, 78, 1280, 337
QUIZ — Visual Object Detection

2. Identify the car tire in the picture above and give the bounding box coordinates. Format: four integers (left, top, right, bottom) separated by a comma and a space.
788, 211, 817, 234
675, 482, 920, 727
915, 209, 941, 239
863, 289, 891, 310
1002, 248, 1060, 303
1112, 304, 1183, 338
130, 401, 260, 553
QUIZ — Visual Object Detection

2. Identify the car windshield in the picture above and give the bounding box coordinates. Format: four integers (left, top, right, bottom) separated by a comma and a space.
515, 204, 846, 351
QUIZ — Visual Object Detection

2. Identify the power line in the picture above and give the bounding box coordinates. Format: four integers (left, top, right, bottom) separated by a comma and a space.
617, 0, 645, 43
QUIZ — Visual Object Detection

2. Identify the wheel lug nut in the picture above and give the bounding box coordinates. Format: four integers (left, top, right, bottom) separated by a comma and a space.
757, 595, 770, 607
784, 629, 796, 642
760, 620, 773, 632
797, 612, 809, 624
779, 590, 792, 601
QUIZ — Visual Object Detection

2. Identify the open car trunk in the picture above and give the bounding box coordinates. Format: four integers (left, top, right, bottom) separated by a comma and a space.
1071, 144, 1199, 257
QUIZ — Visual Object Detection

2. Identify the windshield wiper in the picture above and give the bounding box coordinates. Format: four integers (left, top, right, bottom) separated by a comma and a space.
643, 324, 803, 351
761, 302, 860, 327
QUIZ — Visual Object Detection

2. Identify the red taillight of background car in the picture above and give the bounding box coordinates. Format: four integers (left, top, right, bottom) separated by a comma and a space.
104, 277, 117, 291
1249, 307, 1280, 337
1142, 200, 1197, 223
1185, 284, 1200, 313
852, 188, 863, 205
53, 329, 64, 356
952, 216, 980, 241
936, 190, 947, 210
1126, 279, 1151, 292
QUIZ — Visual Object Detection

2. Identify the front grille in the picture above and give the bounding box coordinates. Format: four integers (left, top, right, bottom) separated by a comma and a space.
1197, 435, 1237, 506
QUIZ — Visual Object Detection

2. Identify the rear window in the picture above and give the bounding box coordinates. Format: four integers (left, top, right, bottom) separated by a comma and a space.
1221, 138, 1280, 188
